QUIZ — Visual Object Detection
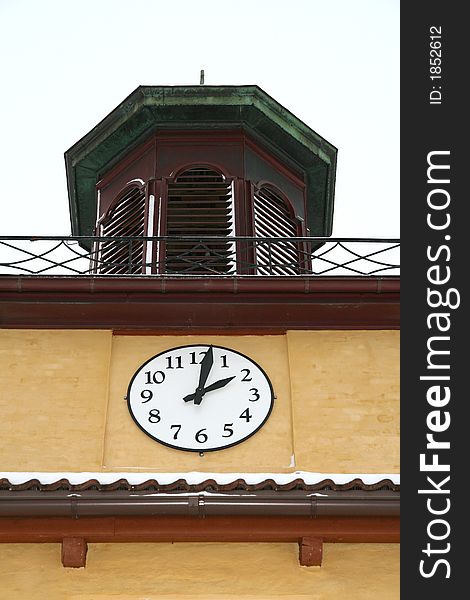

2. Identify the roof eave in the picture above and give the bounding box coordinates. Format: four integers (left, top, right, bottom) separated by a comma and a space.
0, 489, 399, 518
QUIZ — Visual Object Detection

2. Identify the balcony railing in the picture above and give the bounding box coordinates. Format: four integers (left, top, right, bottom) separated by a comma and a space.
0, 236, 400, 277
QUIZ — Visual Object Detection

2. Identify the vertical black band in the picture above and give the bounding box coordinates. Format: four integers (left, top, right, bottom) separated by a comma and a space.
401, 3, 465, 595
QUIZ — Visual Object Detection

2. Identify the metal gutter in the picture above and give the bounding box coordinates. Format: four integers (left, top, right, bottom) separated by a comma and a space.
0, 490, 399, 518
0, 491, 400, 566
0, 274, 400, 295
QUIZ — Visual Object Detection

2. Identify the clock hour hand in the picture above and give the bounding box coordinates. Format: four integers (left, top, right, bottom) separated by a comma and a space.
193, 346, 214, 405
183, 376, 236, 403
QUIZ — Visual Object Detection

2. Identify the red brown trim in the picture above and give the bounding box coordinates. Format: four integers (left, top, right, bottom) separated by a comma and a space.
0, 515, 400, 544
96, 138, 155, 189
113, 329, 287, 336
97, 181, 146, 228
168, 161, 233, 182
97, 131, 305, 188
0, 276, 400, 294
244, 135, 305, 185
299, 536, 323, 566
61, 537, 87, 568
155, 131, 246, 144
0, 490, 400, 518
0, 515, 398, 567
0, 276, 400, 330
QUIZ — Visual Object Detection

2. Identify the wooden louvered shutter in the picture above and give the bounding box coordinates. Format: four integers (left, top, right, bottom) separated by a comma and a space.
97, 186, 146, 274
165, 167, 234, 274
253, 186, 300, 275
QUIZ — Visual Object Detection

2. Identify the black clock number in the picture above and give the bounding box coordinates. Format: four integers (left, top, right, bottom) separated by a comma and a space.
241, 368, 252, 382
140, 389, 153, 403
148, 409, 161, 423
239, 408, 252, 422
170, 424, 182, 439
222, 423, 234, 437
190, 351, 208, 365
249, 388, 260, 402
166, 356, 183, 369
195, 428, 208, 443
144, 370, 165, 384
220, 355, 229, 368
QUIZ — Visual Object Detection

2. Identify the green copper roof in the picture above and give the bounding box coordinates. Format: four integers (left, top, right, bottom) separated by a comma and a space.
65, 85, 337, 237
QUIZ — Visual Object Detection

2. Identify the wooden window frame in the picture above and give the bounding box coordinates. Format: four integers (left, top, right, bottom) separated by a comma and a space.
252, 182, 311, 275
94, 182, 148, 275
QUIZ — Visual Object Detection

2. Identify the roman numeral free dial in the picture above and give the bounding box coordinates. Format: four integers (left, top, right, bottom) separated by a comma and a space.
127, 344, 275, 452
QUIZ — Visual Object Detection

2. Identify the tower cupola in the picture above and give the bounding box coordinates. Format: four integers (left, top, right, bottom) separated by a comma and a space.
65, 85, 337, 275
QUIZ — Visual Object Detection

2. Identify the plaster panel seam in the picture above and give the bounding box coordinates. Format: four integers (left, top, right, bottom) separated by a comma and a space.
100, 331, 114, 469
285, 331, 298, 469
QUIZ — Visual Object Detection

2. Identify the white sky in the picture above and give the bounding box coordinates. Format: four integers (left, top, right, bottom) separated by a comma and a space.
0, 0, 399, 238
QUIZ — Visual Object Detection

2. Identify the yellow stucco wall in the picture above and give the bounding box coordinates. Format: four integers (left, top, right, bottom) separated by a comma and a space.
0, 329, 399, 473
0, 542, 399, 599
0, 330, 112, 471
287, 331, 400, 472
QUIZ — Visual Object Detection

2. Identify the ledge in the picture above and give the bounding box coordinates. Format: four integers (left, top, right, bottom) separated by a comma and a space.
0, 490, 399, 518
0, 473, 399, 567
0, 275, 400, 329
0, 515, 399, 568
0, 514, 399, 544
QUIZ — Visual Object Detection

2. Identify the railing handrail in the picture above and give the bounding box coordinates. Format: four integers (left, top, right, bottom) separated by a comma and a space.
0, 235, 400, 243
0, 235, 400, 278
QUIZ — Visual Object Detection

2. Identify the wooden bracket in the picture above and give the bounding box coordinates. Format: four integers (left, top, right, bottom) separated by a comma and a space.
299, 536, 323, 567
61, 537, 88, 568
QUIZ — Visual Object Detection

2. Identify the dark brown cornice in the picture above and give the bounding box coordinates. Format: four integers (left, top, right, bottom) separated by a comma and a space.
0, 479, 399, 567
0, 490, 399, 518
0, 276, 400, 330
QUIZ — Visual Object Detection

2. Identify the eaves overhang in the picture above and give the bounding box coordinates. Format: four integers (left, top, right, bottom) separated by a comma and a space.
0, 473, 400, 517
0, 275, 400, 330
65, 85, 337, 238
0, 474, 399, 566
0, 490, 399, 518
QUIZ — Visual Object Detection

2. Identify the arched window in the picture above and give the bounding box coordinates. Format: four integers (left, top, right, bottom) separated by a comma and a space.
253, 185, 301, 275
93, 167, 306, 276
97, 186, 146, 274
164, 166, 234, 274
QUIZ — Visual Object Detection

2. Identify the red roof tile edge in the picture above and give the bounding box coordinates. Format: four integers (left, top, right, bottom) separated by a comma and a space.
0, 477, 399, 493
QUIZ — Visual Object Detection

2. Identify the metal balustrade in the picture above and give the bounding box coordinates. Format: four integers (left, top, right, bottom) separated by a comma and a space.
0, 236, 400, 277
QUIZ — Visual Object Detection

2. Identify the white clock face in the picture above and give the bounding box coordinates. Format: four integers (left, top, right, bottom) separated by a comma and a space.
127, 344, 275, 452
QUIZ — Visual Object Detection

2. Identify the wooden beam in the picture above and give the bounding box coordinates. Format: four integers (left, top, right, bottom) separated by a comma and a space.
299, 536, 323, 566
0, 276, 400, 330
61, 537, 88, 568
0, 515, 399, 544
0, 516, 398, 568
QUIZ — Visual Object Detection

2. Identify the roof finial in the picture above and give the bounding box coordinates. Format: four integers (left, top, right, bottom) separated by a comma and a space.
200, 69, 205, 85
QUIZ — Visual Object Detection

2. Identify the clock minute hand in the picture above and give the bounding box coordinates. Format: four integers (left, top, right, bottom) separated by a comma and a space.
193, 346, 214, 405
183, 376, 235, 403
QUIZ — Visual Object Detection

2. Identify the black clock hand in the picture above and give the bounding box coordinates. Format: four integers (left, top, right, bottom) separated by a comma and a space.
183, 376, 235, 403
202, 376, 236, 394
193, 345, 214, 405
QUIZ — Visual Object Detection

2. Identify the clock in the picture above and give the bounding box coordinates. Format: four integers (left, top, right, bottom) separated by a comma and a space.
127, 344, 275, 452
